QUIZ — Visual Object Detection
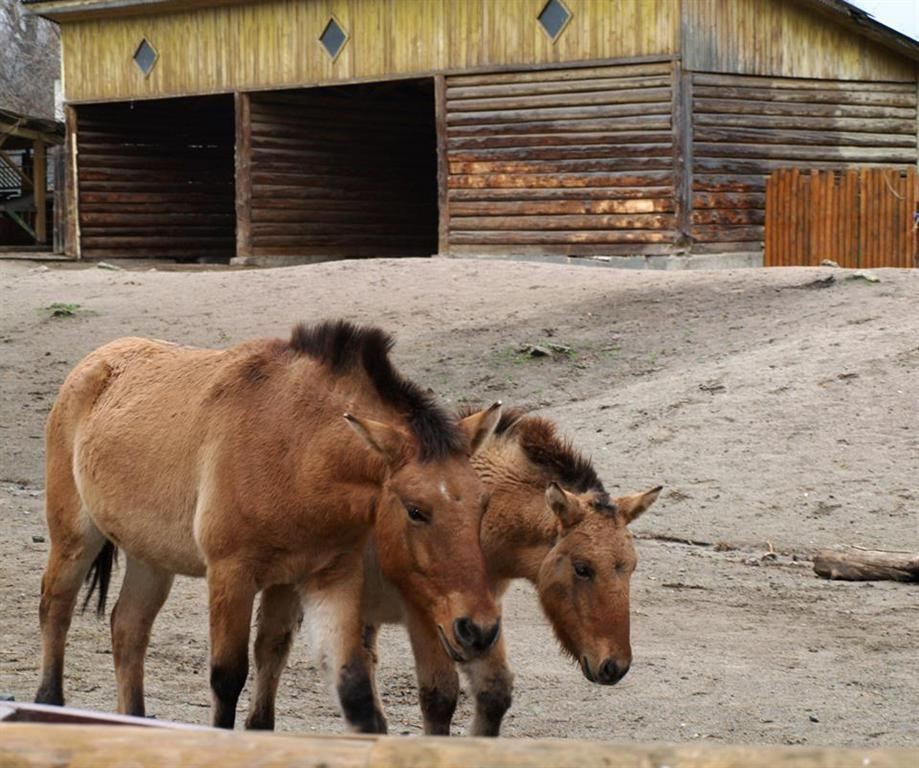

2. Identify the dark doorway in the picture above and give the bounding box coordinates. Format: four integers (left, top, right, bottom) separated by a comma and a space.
242, 79, 438, 263
74, 95, 236, 261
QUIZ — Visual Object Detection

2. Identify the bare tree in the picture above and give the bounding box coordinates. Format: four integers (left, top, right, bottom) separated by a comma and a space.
0, 0, 61, 120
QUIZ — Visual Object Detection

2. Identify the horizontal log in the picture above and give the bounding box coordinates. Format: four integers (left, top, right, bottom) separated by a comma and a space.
690, 240, 765, 253
446, 102, 671, 126
694, 158, 914, 174
692, 71, 917, 92
692, 112, 916, 134
80, 191, 232, 206
693, 84, 916, 108
250, 221, 429, 236
448, 171, 672, 189
693, 192, 765, 209
694, 126, 918, 149
692, 174, 766, 193
447, 130, 674, 150
447, 116, 670, 137
252, 234, 434, 247
450, 199, 674, 216
694, 98, 916, 120
446, 242, 681, 257
79, 236, 234, 248
447, 87, 672, 113
446, 75, 672, 100
80, 213, 233, 226
252, 208, 429, 224
448, 143, 674, 162
251, 245, 431, 258
448, 186, 674, 201
814, 547, 919, 582
78, 168, 233, 183
448, 158, 672, 175
447, 60, 672, 87
694, 143, 916, 163
690, 225, 764, 242
690, 209, 764, 226
81, 249, 234, 259
450, 214, 675, 231
450, 230, 677, 245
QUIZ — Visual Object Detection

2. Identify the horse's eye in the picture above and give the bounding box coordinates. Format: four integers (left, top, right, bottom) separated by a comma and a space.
573, 562, 594, 581
406, 504, 429, 524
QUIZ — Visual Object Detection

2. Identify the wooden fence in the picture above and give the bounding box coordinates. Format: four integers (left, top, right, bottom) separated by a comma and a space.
3, 723, 919, 768
764, 167, 919, 268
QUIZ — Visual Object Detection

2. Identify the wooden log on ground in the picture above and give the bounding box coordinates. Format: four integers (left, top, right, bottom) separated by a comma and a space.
813, 546, 919, 582
2, 723, 919, 768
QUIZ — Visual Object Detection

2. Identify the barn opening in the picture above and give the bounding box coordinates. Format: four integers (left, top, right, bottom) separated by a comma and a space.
241, 78, 438, 263
74, 95, 236, 262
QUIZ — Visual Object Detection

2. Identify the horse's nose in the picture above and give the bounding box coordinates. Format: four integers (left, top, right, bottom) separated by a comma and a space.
597, 658, 630, 685
453, 617, 501, 654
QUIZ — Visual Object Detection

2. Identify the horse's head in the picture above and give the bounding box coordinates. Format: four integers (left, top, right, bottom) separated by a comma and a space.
537, 484, 661, 685
345, 404, 503, 662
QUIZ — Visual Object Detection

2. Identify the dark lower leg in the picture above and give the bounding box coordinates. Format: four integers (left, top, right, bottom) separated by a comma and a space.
406, 609, 459, 736
466, 635, 513, 737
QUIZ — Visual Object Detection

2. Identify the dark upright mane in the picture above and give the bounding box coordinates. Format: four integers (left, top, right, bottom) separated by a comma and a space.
290, 320, 466, 462
467, 406, 608, 502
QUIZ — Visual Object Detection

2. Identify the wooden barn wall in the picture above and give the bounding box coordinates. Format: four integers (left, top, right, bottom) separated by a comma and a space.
689, 72, 918, 252
243, 83, 437, 261
683, 0, 916, 82
59, 0, 680, 103
443, 60, 680, 256
75, 96, 235, 260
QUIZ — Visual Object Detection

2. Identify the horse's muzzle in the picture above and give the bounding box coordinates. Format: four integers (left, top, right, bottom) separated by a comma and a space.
582, 656, 630, 685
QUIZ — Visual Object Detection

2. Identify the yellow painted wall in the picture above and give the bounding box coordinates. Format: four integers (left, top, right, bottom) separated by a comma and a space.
61, 0, 680, 102
683, 0, 916, 82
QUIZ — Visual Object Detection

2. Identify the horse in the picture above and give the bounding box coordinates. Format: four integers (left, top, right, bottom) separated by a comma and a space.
243, 407, 661, 735
34, 320, 503, 732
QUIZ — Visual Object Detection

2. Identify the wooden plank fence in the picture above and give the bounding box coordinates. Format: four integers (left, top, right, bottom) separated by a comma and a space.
765, 167, 919, 268
3, 723, 919, 768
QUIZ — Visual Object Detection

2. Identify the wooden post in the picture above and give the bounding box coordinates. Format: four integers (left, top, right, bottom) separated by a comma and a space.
64, 105, 81, 259
673, 63, 693, 251
234, 91, 253, 264
814, 547, 919, 582
434, 73, 449, 257
33, 139, 47, 244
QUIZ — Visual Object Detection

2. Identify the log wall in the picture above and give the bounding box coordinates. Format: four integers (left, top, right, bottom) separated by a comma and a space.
75, 96, 235, 260
443, 59, 680, 257
243, 81, 437, 262
689, 72, 918, 253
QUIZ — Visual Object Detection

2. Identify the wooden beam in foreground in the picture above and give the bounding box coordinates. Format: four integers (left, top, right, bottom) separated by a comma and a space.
1, 723, 918, 768
814, 546, 919, 582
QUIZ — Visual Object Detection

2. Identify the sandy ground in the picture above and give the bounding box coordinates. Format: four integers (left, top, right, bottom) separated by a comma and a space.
0, 257, 917, 746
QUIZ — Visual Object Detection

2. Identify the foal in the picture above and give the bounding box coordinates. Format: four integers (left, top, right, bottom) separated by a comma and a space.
35, 320, 502, 731
246, 408, 660, 735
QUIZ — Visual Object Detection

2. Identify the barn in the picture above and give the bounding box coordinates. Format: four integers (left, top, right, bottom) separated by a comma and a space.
24, 0, 919, 266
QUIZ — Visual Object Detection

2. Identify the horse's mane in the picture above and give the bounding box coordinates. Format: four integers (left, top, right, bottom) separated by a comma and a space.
463, 406, 609, 502
290, 320, 466, 462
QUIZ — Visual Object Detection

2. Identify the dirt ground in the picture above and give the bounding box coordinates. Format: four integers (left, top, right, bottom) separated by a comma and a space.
0, 257, 917, 746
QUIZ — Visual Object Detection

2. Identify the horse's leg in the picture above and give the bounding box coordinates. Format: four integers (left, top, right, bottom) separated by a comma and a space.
463, 631, 514, 737
110, 556, 174, 716
207, 562, 257, 729
305, 573, 386, 734
245, 583, 303, 730
35, 462, 106, 706
405, 609, 460, 736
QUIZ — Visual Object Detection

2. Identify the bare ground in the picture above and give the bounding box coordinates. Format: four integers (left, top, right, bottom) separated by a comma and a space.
0, 258, 917, 746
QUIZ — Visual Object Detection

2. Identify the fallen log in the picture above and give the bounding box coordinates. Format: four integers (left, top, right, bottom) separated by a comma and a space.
813, 546, 919, 582
2, 723, 919, 768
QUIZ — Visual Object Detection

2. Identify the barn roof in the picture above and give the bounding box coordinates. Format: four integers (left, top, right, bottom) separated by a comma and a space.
0, 107, 64, 148
23, 0, 919, 65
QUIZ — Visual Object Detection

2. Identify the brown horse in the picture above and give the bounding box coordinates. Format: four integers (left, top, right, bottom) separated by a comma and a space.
35, 320, 502, 732
244, 407, 660, 735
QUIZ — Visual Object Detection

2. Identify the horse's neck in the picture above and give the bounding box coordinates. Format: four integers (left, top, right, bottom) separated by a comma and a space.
474, 445, 558, 585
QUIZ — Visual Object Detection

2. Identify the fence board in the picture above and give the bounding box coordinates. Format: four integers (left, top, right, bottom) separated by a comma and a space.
764, 167, 918, 268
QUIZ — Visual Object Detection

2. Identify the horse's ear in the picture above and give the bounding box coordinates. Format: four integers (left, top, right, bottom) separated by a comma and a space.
615, 486, 662, 525
546, 482, 585, 529
458, 401, 502, 455
344, 413, 408, 466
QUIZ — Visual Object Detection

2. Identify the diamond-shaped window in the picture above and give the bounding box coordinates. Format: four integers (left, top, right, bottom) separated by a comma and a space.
538, 0, 572, 41
133, 38, 158, 76
319, 17, 349, 61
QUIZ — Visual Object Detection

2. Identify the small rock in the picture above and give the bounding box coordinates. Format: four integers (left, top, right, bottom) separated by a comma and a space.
0, 693, 15, 702
32, 534, 45, 543
847, 270, 880, 283
520, 344, 551, 357
97, 261, 124, 271
809, 714, 820, 723
820, 259, 840, 268
29, 265, 50, 273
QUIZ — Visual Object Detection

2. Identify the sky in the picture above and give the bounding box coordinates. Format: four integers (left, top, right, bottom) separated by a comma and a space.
852, 0, 919, 41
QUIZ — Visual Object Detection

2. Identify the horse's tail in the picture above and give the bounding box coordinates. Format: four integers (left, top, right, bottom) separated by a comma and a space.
81, 540, 118, 618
